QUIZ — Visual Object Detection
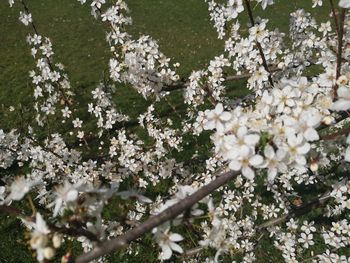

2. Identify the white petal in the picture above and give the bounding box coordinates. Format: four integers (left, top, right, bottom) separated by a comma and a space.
204, 120, 215, 130
169, 242, 183, 254
264, 145, 275, 159
238, 145, 250, 157
295, 155, 306, 165
242, 166, 255, 180
169, 233, 183, 242
276, 148, 286, 160
220, 111, 232, 121
267, 168, 277, 182
53, 199, 63, 217
244, 134, 260, 145
66, 189, 78, 202
331, 99, 350, 111
229, 160, 242, 171
35, 213, 49, 234
339, 0, 350, 8
216, 121, 225, 133
249, 155, 264, 166
215, 103, 223, 114
345, 146, 350, 162
337, 86, 350, 99
237, 126, 247, 138
161, 245, 172, 260
297, 143, 310, 154
304, 128, 319, 141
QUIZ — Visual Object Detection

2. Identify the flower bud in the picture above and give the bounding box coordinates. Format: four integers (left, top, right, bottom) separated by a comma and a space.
61, 252, 72, 263
310, 161, 319, 172
30, 234, 48, 249
323, 116, 334, 126
337, 75, 348, 86
52, 234, 62, 248
44, 247, 55, 260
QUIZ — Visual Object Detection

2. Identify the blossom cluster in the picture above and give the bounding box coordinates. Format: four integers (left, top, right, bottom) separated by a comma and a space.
1, 0, 350, 263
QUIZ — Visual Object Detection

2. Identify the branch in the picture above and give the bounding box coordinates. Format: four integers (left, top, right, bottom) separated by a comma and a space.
329, 0, 340, 35
334, 8, 346, 94
20, 0, 72, 105
50, 224, 99, 242
320, 125, 350, 140
244, 0, 274, 86
72, 170, 239, 263
162, 66, 282, 92
0, 205, 99, 242
257, 191, 331, 230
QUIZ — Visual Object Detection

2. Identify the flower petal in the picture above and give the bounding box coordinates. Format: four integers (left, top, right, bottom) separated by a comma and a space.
169, 242, 183, 254
331, 99, 350, 111
169, 233, 183, 242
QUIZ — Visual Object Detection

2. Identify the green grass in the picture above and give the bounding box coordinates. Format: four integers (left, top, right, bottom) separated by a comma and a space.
0, 1, 334, 262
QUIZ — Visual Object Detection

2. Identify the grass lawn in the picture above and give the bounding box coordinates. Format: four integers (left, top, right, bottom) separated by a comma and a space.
0, 1, 334, 262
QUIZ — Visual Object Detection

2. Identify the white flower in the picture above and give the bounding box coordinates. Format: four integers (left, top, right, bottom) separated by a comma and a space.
263, 145, 286, 181
61, 106, 72, 118
272, 85, 298, 113
117, 190, 152, 203
204, 103, 232, 133
339, 0, 350, 8
223, 126, 260, 159
19, 11, 32, 26
72, 118, 83, 128
332, 86, 350, 111
50, 181, 79, 217
284, 134, 310, 165
229, 151, 264, 180
29, 213, 50, 262
153, 224, 184, 260
298, 233, 314, 248
259, 0, 274, 9
6, 177, 38, 202
301, 221, 316, 234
